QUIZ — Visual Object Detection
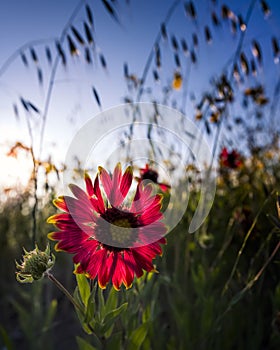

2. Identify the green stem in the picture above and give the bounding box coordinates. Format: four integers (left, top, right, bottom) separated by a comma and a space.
216, 239, 280, 327
45, 271, 84, 314
45, 271, 96, 336
222, 189, 276, 295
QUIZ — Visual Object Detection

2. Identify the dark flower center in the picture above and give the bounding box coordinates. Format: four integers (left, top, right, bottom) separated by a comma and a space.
141, 169, 158, 183
227, 152, 238, 168
95, 207, 139, 249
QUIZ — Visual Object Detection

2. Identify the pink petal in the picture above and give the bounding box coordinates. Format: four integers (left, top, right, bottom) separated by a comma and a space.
93, 175, 105, 213
120, 166, 133, 199
112, 163, 122, 191
97, 249, 111, 289
112, 254, 127, 290
132, 248, 155, 272
158, 183, 171, 192
84, 173, 94, 197
126, 250, 143, 278
98, 166, 112, 202
69, 184, 88, 201
87, 249, 106, 280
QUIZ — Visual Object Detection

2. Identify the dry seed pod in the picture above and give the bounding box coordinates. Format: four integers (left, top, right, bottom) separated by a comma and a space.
174, 53, 181, 68
238, 14, 246, 31
221, 5, 230, 19
37, 67, 43, 85
204, 26, 212, 43
13, 104, 19, 121
124, 63, 129, 78
67, 35, 79, 56
84, 47, 92, 64
240, 52, 249, 75
30, 47, 38, 64
251, 59, 257, 76
56, 41, 66, 66
181, 39, 188, 55
233, 63, 240, 82
155, 44, 161, 68
272, 37, 280, 63
161, 23, 168, 40
190, 50, 197, 63
92, 87, 101, 107
71, 26, 85, 45
84, 22, 94, 45
171, 35, 179, 51
231, 18, 237, 35
212, 11, 220, 26
20, 52, 28, 66
184, 1, 196, 19
260, 0, 271, 17
27, 101, 40, 114
192, 33, 198, 47
251, 40, 262, 65
45, 46, 52, 65
85, 4, 94, 27
99, 54, 107, 69
101, 0, 120, 23
153, 70, 159, 82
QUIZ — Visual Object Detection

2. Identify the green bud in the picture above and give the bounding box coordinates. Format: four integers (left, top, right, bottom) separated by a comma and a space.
16, 244, 55, 283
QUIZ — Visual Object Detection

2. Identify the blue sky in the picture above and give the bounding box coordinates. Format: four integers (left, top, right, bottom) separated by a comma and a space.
0, 0, 280, 187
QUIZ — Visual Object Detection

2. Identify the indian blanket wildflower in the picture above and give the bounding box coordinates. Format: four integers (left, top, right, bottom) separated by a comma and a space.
220, 147, 242, 169
137, 164, 171, 193
48, 163, 166, 290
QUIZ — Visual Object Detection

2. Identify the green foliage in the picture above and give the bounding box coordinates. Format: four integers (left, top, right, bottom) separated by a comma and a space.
73, 278, 129, 348
9, 281, 57, 350
76, 336, 98, 350
0, 325, 14, 350
2, 149, 280, 349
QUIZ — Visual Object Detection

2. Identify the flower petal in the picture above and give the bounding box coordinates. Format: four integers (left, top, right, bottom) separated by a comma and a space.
87, 249, 106, 280
84, 173, 94, 197
98, 166, 112, 201
112, 253, 127, 290
120, 166, 133, 198
69, 184, 88, 201
53, 196, 68, 212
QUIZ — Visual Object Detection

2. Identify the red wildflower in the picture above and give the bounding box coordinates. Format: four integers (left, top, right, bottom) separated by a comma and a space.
137, 164, 171, 192
220, 147, 242, 169
48, 163, 166, 290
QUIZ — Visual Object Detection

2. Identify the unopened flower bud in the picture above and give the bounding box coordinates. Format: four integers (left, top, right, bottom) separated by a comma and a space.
16, 244, 55, 283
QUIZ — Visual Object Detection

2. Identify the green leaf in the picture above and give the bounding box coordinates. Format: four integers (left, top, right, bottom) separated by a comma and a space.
85, 287, 96, 325
43, 299, 57, 331
106, 331, 123, 350
73, 288, 92, 335
76, 273, 91, 307
97, 287, 105, 321
142, 305, 151, 323
76, 336, 98, 350
128, 322, 149, 350
267, 214, 280, 229
0, 325, 14, 350
11, 300, 32, 339
105, 286, 118, 314
103, 302, 128, 334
